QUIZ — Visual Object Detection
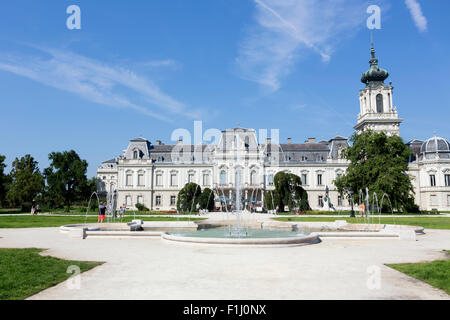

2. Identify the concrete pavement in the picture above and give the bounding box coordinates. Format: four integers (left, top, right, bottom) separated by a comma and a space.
0, 225, 449, 300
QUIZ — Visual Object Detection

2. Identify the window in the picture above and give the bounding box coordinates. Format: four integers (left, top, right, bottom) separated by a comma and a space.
170, 196, 176, 206
447, 194, 450, 207
126, 172, 133, 186
138, 172, 144, 186
317, 174, 323, 186
156, 174, 163, 186
137, 196, 143, 204
376, 94, 383, 113
445, 174, 450, 187
188, 173, 194, 183
155, 196, 161, 206
220, 170, 227, 185
301, 174, 307, 185
338, 196, 343, 207
203, 174, 210, 186
170, 173, 178, 186
268, 174, 274, 186
125, 196, 131, 206
250, 171, 257, 185
336, 173, 342, 180
430, 175, 436, 187
133, 150, 139, 159
318, 196, 324, 208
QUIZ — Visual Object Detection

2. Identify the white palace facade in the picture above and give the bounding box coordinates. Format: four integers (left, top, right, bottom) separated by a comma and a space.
97, 44, 450, 212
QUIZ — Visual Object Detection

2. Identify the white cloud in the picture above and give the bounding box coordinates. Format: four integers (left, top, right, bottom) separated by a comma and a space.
404, 0, 427, 32
236, 0, 370, 91
139, 59, 181, 69
0, 47, 201, 121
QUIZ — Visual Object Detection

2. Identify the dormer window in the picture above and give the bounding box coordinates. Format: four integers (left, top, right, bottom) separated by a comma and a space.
133, 150, 138, 159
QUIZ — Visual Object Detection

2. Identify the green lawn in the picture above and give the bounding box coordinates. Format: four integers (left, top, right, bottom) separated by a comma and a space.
0, 248, 102, 300
0, 215, 207, 228
387, 251, 450, 295
272, 216, 450, 230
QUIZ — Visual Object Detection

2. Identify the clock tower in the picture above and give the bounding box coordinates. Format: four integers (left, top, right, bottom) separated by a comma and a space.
354, 43, 403, 136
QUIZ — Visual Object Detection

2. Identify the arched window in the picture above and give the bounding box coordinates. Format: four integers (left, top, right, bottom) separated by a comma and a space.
268, 174, 274, 186
133, 150, 138, 159
376, 94, 384, 113
220, 170, 227, 185
250, 171, 257, 185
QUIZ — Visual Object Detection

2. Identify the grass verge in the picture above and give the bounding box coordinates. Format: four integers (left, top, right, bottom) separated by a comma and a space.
0, 248, 102, 300
272, 216, 450, 230
386, 251, 450, 295
0, 216, 207, 228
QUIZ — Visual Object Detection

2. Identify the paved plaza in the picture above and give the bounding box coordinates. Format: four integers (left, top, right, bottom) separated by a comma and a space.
0, 219, 449, 300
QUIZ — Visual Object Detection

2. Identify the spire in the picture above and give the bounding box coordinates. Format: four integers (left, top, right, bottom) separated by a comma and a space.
361, 34, 389, 86
370, 31, 376, 59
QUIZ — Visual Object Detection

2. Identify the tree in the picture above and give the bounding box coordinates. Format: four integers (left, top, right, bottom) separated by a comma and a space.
44, 150, 90, 211
6, 155, 44, 211
0, 155, 8, 206
177, 182, 202, 212
335, 130, 415, 212
198, 188, 215, 211
264, 172, 310, 212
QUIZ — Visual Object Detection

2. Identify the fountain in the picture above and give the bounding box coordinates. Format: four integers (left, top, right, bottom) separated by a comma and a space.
84, 192, 100, 226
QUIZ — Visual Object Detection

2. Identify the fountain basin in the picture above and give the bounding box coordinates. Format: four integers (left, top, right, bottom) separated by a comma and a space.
162, 228, 319, 246
60, 219, 424, 243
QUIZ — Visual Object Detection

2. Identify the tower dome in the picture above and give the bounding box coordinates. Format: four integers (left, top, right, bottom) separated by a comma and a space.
361, 44, 389, 86
420, 136, 450, 154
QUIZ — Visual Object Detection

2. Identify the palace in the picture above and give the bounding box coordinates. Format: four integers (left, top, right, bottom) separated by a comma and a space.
97, 44, 450, 212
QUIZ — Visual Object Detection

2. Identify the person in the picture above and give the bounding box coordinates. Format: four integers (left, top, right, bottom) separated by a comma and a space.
119, 205, 126, 218
196, 202, 200, 214
360, 203, 366, 217
31, 203, 35, 216
275, 205, 279, 214
98, 202, 106, 223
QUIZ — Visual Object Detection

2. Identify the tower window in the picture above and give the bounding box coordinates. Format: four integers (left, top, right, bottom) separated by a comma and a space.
445, 174, 450, 187
376, 94, 384, 113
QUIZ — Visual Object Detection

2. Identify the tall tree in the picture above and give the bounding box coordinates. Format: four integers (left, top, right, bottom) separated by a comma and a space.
0, 155, 9, 206
6, 155, 44, 211
44, 150, 89, 211
177, 182, 202, 212
335, 131, 416, 212
198, 188, 215, 211
264, 172, 310, 212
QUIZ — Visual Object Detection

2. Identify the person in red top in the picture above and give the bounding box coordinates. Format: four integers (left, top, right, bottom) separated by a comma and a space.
98, 202, 106, 223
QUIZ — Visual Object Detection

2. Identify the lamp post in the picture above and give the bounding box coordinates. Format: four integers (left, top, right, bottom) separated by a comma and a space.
344, 188, 356, 218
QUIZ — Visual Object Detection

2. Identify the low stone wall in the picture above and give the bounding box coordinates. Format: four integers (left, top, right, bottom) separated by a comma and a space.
60, 219, 424, 242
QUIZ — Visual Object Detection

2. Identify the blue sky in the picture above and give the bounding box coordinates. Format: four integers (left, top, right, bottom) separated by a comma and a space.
0, 0, 449, 177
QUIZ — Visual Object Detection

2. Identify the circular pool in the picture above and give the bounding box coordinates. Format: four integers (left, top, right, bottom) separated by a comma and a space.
162, 226, 320, 246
